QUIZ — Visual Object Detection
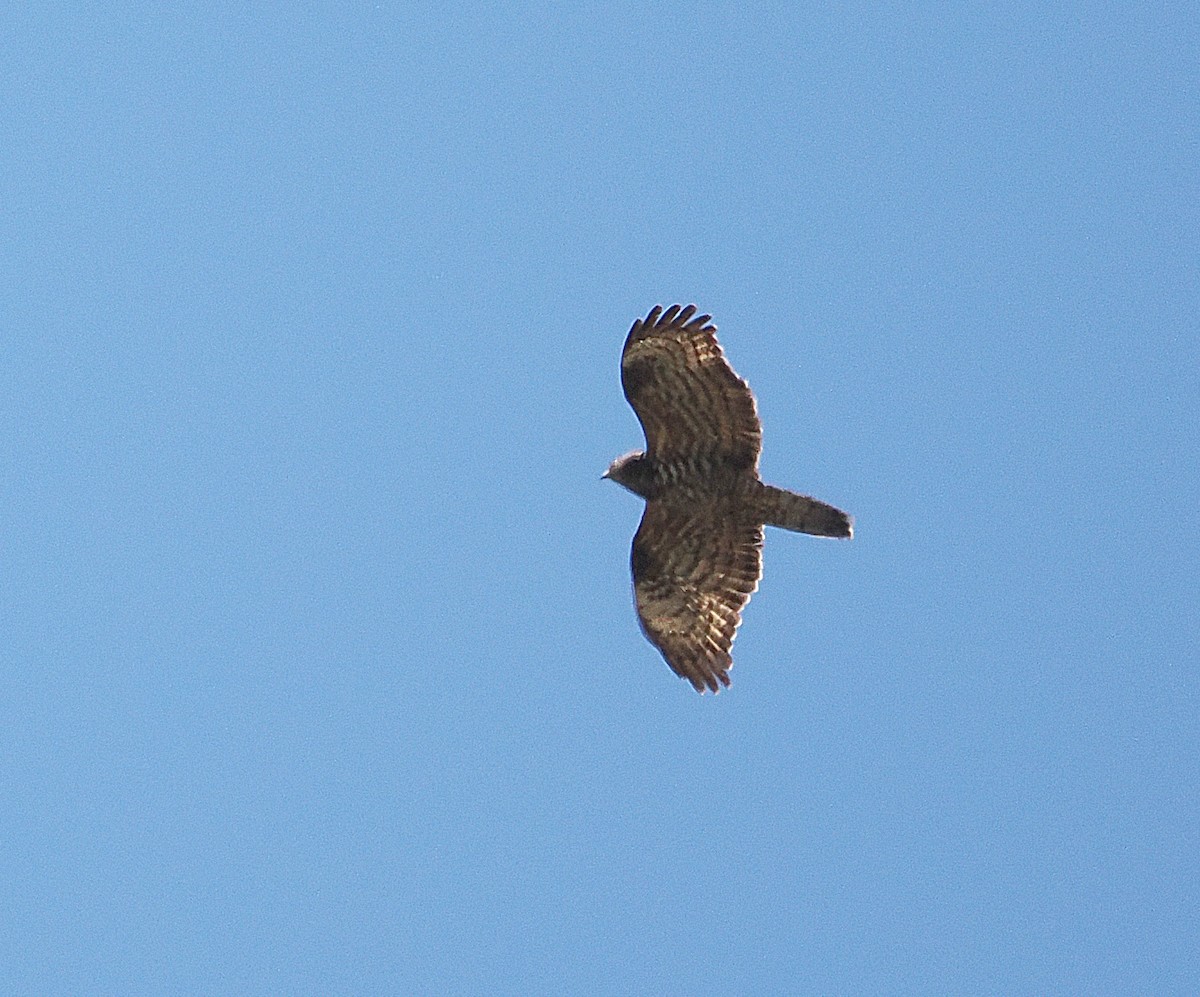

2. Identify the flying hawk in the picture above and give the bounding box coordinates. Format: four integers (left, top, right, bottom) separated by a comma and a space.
604, 304, 852, 693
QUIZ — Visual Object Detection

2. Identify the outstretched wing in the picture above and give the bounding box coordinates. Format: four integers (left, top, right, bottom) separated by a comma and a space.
621, 304, 762, 471
631, 499, 763, 693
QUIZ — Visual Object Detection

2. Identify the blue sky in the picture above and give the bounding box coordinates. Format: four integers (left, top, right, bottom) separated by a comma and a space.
4, 5, 1197, 994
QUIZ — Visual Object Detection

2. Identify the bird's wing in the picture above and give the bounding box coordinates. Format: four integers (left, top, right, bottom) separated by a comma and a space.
621, 305, 762, 470
631, 499, 763, 693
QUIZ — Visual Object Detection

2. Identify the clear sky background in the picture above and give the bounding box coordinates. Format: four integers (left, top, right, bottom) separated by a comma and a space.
4, 6, 1197, 995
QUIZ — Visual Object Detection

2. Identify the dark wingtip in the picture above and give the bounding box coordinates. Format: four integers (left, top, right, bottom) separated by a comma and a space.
633, 304, 716, 338
685, 664, 731, 695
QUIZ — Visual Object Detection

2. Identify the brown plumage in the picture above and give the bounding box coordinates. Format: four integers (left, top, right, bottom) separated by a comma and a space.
604, 304, 852, 693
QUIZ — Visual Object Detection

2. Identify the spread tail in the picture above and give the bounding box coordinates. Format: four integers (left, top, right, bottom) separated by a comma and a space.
757, 484, 853, 538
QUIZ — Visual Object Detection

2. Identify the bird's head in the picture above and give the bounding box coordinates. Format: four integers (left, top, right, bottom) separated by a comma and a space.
602, 451, 654, 498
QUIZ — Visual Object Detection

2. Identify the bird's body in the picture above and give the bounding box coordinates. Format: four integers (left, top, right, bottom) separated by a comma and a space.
605, 304, 852, 693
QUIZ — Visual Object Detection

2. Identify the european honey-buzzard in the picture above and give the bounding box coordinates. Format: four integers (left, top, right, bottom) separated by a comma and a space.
604, 304, 853, 693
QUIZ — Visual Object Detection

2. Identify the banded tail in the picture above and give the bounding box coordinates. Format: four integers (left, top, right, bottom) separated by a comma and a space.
757, 483, 853, 539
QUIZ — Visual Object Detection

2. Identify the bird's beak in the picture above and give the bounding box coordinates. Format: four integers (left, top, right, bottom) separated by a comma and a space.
600, 469, 610, 480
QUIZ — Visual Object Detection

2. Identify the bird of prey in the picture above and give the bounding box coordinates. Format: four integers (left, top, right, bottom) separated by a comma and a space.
603, 304, 852, 693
